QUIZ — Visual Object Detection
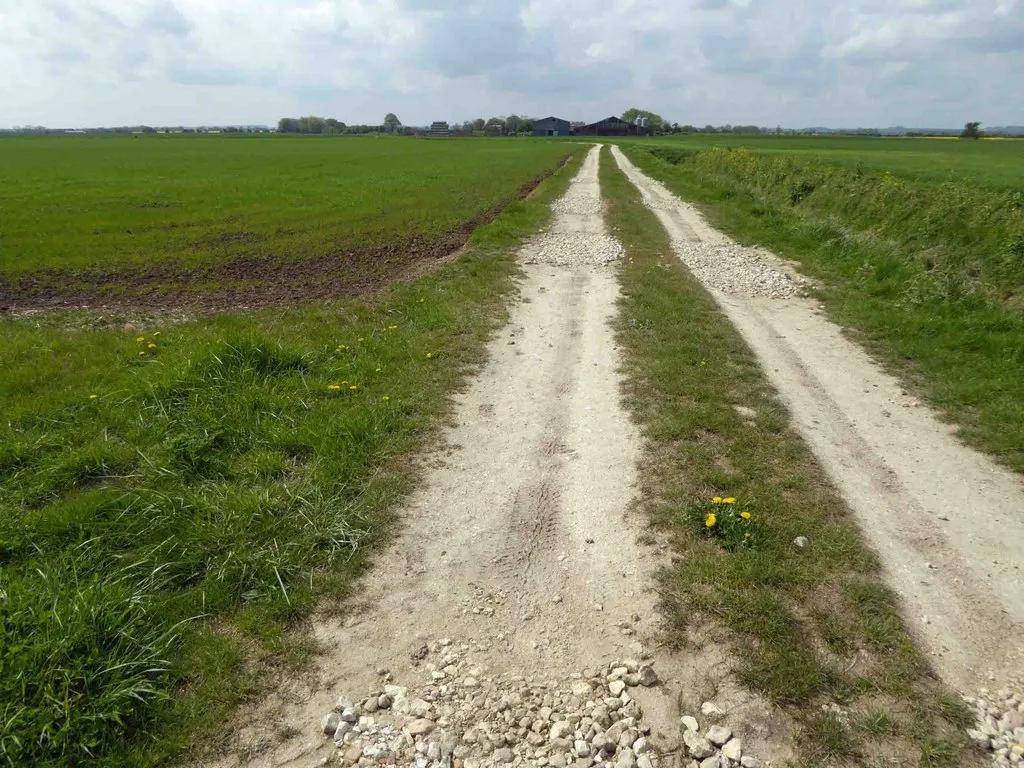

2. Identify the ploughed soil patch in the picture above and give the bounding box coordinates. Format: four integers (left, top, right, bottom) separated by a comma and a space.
0, 171, 555, 315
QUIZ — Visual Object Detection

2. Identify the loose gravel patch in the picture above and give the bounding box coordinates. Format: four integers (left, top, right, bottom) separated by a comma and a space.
675, 242, 806, 300
318, 639, 769, 768
965, 682, 1024, 767
524, 232, 624, 268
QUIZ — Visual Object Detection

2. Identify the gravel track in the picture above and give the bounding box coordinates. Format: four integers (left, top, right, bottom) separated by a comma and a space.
611, 145, 1024, 708
213, 146, 788, 768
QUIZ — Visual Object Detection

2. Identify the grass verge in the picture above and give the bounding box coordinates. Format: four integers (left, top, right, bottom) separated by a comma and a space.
0, 147, 585, 768
599, 145, 981, 767
615, 144, 1024, 473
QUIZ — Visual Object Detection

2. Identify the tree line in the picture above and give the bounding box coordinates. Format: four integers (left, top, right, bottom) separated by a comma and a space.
277, 113, 403, 135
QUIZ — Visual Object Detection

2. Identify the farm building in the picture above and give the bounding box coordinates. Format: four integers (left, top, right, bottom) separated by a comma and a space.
428, 121, 450, 137
574, 116, 646, 136
533, 117, 571, 137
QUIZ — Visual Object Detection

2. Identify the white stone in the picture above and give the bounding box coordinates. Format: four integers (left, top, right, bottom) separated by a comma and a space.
322, 712, 342, 736
706, 726, 732, 747
721, 737, 742, 761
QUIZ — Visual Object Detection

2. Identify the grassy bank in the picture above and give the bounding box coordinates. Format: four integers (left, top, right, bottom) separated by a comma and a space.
0, 148, 584, 767
618, 143, 1024, 472
621, 134, 1024, 193
600, 146, 979, 767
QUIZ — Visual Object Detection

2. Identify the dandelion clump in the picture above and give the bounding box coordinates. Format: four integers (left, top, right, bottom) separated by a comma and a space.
687, 496, 759, 550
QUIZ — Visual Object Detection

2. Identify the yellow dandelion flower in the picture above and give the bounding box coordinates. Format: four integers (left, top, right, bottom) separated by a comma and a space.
744, 532, 752, 539
419, 298, 425, 303
426, 352, 433, 359
138, 351, 146, 357
136, 336, 145, 343
382, 396, 390, 401
388, 325, 398, 331
705, 513, 717, 528
740, 511, 751, 520
147, 343, 157, 350
89, 394, 98, 400
358, 337, 365, 342
723, 497, 736, 504
349, 385, 358, 391
376, 368, 382, 373
327, 384, 341, 391
700, 360, 707, 366
153, 331, 161, 337
712, 497, 723, 504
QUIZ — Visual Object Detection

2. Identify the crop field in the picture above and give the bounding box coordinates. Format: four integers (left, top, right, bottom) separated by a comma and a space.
0, 136, 571, 309
0, 139, 584, 766
627, 133, 1024, 192
618, 136, 1024, 471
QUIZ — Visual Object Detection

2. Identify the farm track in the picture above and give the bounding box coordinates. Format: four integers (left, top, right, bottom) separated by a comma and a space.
215, 146, 789, 768
610, 144, 1024, 692
0, 167, 559, 315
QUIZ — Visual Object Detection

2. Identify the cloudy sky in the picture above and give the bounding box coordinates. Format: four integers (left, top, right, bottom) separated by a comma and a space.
2, 0, 1022, 129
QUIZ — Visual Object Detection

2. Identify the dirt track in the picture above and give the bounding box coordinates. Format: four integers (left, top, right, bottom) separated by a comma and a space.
212, 145, 1023, 768
611, 144, 1024, 691
215, 146, 793, 768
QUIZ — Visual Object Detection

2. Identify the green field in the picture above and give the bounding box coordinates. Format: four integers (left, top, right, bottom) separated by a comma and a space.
0, 138, 584, 766
625, 134, 1024, 192
0, 136, 570, 278
618, 136, 1024, 471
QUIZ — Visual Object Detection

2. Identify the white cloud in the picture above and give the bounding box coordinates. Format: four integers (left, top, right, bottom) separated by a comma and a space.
0, 0, 1021, 128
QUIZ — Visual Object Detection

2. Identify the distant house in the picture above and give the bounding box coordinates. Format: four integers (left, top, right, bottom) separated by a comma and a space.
574, 116, 643, 137
533, 116, 571, 137
428, 121, 451, 137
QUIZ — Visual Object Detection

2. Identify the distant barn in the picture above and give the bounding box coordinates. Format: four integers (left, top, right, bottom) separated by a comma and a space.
428, 121, 451, 137
574, 116, 644, 137
533, 116, 571, 137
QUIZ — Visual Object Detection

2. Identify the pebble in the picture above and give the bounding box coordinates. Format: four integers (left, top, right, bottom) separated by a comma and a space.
721, 737, 742, 761
681, 716, 699, 732
683, 730, 715, 759
636, 666, 658, 687
706, 726, 732, 747
322, 712, 341, 736
700, 702, 722, 717
793, 536, 809, 549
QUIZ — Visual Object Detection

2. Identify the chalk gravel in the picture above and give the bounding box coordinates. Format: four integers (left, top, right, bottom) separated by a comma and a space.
965, 684, 1024, 767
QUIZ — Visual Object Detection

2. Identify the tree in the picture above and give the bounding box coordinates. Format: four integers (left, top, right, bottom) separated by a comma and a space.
621, 108, 667, 133
519, 118, 534, 134
473, 118, 486, 132
485, 117, 504, 135
960, 121, 982, 139
505, 114, 520, 135
383, 113, 402, 133
278, 117, 300, 133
